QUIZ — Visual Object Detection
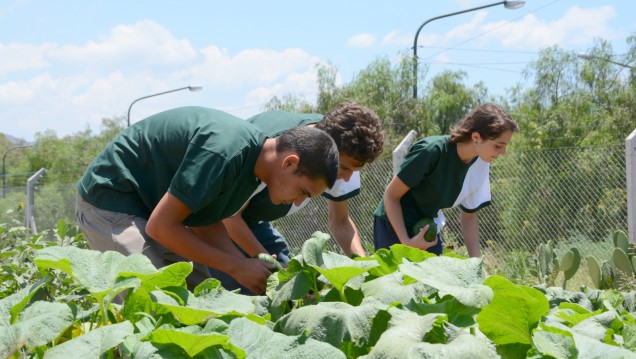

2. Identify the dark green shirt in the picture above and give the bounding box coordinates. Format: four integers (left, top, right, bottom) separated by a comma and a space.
77, 106, 267, 227
374, 135, 491, 235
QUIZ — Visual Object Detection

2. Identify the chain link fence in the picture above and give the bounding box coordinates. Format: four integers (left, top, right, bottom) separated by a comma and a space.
272, 144, 628, 262
0, 144, 629, 269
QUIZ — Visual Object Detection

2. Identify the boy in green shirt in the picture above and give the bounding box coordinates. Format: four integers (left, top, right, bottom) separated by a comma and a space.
76, 106, 339, 294
213, 103, 385, 294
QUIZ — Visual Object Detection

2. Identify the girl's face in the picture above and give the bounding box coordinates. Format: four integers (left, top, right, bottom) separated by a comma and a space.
474, 130, 513, 163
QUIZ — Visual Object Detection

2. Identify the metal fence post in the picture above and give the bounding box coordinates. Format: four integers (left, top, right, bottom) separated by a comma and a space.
627, 128, 636, 243
25, 168, 46, 232
392, 130, 418, 176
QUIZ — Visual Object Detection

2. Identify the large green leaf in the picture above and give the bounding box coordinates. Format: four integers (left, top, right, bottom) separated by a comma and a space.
623, 323, 636, 352
406, 294, 482, 327
321, 251, 378, 289
13, 301, 74, 347
360, 271, 435, 305
0, 298, 72, 357
266, 261, 313, 308
150, 284, 256, 325
300, 232, 331, 267
542, 320, 636, 359
0, 281, 45, 325
312, 265, 371, 299
274, 301, 385, 349
477, 276, 549, 347
554, 303, 603, 326
363, 308, 497, 358
43, 321, 134, 359
366, 245, 433, 278
147, 327, 244, 358
120, 261, 192, 320
571, 310, 622, 342
35, 246, 156, 303
228, 317, 346, 359
531, 323, 578, 359
399, 256, 492, 308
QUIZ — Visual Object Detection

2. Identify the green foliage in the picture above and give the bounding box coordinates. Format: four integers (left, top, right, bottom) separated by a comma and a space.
0, 220, 86, 300
587, 230, 636, 291
527, 240, 581, 289
3, 226, 636, 357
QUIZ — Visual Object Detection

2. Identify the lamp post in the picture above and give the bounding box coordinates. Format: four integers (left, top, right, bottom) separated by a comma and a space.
2, 145, 33, 198
412, 1, 525, 99
578, 54, 635, 70
127, 86, 203, 127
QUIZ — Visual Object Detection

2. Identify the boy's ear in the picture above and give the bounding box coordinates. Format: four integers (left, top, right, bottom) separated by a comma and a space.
282, 154, 300, 169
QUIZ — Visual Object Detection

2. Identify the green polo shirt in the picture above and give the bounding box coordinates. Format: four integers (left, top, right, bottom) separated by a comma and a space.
77, 106, 267, 227
374, 135, 491, 235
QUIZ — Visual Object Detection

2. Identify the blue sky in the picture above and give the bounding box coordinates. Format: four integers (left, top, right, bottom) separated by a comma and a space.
1, 0, 634, 142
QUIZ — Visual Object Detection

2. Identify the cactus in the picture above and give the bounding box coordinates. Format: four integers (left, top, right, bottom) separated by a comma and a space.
531, 240, 559, 286
560, 247, 581, 289
601, 260, 615, 289
612, 248, 634, 276
528, 240, 581, 287
584, 230, 634, 290
587, 255, 602, 289
613, 230, 630, 252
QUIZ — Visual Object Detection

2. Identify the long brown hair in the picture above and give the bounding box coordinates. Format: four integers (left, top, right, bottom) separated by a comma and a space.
450, 103, 519, 143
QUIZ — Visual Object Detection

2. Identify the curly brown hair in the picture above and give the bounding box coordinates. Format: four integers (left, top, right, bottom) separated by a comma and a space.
450, 103, 519, 143
315, 102, 385, 163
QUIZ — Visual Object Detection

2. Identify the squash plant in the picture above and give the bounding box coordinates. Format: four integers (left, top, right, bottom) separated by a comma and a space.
2, 224, 636, 358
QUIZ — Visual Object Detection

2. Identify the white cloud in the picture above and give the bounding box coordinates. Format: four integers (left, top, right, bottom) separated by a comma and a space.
244, 69, 319, 110
48, 20, 199, 68
0, 43, 53, 75
381, 30, 412, 47
348, 33, 376, 48
480, 5, 617, 49
192, 46, 320, 87
0, 20, 326, 140
411, 5, 616, 51
444, 11, 489, 42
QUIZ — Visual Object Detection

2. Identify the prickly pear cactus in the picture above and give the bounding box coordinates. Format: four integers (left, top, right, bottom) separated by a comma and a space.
614, 230, 630, 253
560, 247, 581, 289
612, 248, 634, 276
587, 255, 602, 289
537, 241, 559, 285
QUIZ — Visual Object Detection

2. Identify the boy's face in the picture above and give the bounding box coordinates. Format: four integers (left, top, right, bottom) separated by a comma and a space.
337, 154, 365, 182
266, 154, 328, 206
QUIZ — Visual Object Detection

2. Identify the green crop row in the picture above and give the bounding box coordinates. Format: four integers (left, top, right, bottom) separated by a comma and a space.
2, 222, 636, 358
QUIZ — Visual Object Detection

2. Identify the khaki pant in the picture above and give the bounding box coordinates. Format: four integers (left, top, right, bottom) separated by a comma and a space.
75, 194, 210, 291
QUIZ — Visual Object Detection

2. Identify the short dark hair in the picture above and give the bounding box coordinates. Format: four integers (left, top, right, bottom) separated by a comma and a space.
315, 102, 385, 163
450, 103, 519, 143
276, 126, 339, 188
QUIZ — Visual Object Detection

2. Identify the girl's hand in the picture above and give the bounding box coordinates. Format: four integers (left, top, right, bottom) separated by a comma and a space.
407, 224, 438, 250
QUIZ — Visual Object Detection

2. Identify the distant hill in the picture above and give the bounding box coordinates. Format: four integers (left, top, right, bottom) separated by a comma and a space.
1, 133, 28, 145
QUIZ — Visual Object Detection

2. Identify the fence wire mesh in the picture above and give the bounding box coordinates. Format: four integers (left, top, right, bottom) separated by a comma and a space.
0, 144, 629, 266
272, 144, 628, 258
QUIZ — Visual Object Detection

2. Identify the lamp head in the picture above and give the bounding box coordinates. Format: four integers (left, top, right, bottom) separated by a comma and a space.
503, 1, 525, 9
188, 86, 203, 92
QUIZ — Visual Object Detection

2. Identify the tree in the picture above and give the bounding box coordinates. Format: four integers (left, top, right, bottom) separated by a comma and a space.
422, 70, 487, 135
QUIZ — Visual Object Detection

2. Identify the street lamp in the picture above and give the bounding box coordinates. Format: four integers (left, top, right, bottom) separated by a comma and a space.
127, 86, 203, 127
2, 145, 33, 198
578, 54, 635, 70
412, 1, 525, 98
